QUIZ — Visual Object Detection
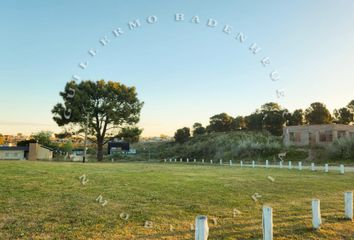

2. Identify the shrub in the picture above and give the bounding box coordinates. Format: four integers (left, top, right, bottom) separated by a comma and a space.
327, 137, 354, 160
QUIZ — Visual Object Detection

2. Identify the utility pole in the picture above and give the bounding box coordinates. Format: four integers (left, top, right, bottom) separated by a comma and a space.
83, 113, 89, 163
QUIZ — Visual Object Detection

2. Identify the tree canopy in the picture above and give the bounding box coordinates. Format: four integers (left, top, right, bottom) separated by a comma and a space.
192, 123, 206, 136
305, 102, 332, 124
116, 127, 143, 143
208, 113, 234, 132
174, 127, 190, 144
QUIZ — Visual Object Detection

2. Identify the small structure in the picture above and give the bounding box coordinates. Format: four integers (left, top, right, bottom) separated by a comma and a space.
108, 139, 130, 155
0, 146, 28, 160
28, 143, 53, 160
283, 124, 354, 146
0, 143, 53, 160
70, 148, 85, 161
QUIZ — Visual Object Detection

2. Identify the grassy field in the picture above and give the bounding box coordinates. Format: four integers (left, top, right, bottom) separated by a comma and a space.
0, 161, 353, 240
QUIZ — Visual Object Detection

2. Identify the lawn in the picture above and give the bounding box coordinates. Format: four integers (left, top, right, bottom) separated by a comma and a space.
0, 160, 353, 239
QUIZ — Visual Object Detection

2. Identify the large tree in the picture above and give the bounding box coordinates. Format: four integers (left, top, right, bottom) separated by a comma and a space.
334, 107, 354, 124
192, 123, 206, 136
232, 116, 246, 130
32, 131, 53, 146
116, 126, 143, 143
244, 111, 264, 131
52, 80, 143, 161
174, 127, 190, 144
288, 109, 304, 126
260, 102, 287, 136
348, 100, 354, 110
207, 113, 234, 132
305, 102, 332, 124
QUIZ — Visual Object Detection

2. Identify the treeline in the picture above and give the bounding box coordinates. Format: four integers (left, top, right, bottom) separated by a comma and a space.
174, 100, 354, 143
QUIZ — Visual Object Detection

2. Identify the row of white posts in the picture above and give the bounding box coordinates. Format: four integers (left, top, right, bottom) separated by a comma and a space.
164, 158, 346, 174
194, 192, 353, 240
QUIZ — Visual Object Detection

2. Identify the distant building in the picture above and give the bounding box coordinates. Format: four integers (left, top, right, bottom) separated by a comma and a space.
283, 124, 354, 146
70, 148, 85, 161
108, 139, 130, 155
28, 143, 53, 160
0, 143, 53, 160
0, 146, 28, 160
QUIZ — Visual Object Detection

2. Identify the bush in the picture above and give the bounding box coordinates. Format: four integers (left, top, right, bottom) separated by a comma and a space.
134, 131, 283, 160
327, 137, 354, 160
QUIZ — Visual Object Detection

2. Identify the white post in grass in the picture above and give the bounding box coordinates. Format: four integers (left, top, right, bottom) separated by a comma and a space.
164, 159, 166, 163
340, 164, 345, 174
210, 160, 213, 164
262, 206, 273, 240
240, 160, 243, 168
312, 199, 322, 229
230, 160, 232, 166
202, 159, 204, 164
279, 161, 283, 169
288, 161, 292, 170
311, 163, 315, 171
194, 158, 196, 163
187, 158, 189, 163
175, 159, 177, 162
180, 158, 182, 162
266, 160, 269, 168
252, 161, 255, 168
195, 215, 209, 240
220, 159, 222, 165
169, 158, 172, 162
298, 162, 302, 171
345, 191, 353, 220
324, 164, 329, 173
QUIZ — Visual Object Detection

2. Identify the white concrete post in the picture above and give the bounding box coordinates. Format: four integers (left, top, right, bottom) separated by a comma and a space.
266, 160, 269, 168
164, 159, 167, 163
345, 191, 353, 220
324, 164, 329, 173
220, 159, 222, 165
169, 158, 172, 162
195, 215, 209, 240
262, 206, 273, 240
252, 161, 255, 168
340, 164, 345, 174
240, 161, 243, 167
298, 162, 302, 171
312, 199, 322, 229
175, 159, 177, 162
202, 159, 204, 164
194, 159, 196, 163
210, 160, 213, 164
229, 160, 232, 166
311, 163, 315, 171
187, 158, 189, 163
279, 161, 283, 169
288, 161, 292, 170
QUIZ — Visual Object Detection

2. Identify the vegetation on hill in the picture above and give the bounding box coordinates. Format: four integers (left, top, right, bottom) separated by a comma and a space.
173, 100, 354, 144
136, 131, 284, 161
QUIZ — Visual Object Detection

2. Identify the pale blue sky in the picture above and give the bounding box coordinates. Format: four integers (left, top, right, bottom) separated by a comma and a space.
0, 0, 353, 136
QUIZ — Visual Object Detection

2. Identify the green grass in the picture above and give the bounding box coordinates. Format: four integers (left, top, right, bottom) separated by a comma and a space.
0, 161, 353, 239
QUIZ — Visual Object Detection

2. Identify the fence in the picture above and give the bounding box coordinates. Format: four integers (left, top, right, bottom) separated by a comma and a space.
192, 192, 353, 240
163, 158, 348, 174
160, 158, 353, 239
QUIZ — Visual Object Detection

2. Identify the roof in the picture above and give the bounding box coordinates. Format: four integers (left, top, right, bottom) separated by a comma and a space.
0, 146, 29, 151
41, 145, 54, 151
283, 124, 354, 131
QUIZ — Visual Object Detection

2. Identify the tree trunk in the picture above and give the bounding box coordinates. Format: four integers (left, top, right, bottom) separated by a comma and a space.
97, 140, 104, 161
